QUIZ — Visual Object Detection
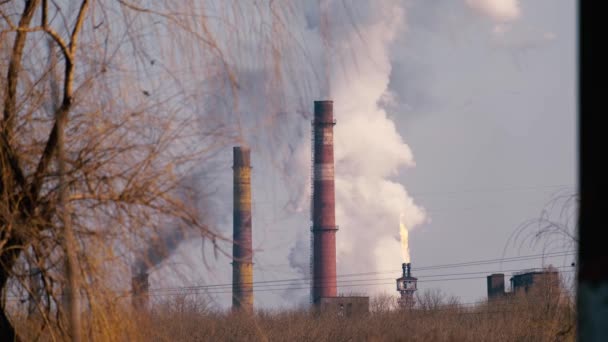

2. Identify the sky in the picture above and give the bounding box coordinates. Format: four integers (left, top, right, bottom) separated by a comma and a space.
391, 0, 576, 304
150, 0, 577, 310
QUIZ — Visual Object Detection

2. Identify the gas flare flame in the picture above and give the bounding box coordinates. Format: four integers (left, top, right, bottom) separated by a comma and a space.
399, 213, 410, 263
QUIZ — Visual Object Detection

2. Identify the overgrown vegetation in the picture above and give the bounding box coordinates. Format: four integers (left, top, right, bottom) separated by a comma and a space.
12, 290, 575, 341
0, 1, 297, 339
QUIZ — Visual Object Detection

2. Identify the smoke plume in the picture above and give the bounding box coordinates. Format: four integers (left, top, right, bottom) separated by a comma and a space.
465, 0, 521, 22
292, 0, 427, 296
157, 0, 429, 306
133, 176, 201, 276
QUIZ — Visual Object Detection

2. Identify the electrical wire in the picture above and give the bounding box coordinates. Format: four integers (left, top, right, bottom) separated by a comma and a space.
146, 250, 575, 294
147, 267, 575, 296
5, 251, 575, 302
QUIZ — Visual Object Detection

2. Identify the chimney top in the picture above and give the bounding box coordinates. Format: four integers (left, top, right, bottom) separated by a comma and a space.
233, 146, 251, 167
314, 100, 334, 123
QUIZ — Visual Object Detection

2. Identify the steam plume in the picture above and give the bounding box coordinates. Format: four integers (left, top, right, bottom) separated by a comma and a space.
293, 0, 427, 296
465, 0, 521, 22
172, 0, 429, 305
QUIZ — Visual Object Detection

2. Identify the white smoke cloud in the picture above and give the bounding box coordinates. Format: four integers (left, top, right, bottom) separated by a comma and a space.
155, 0, 428, 307
465, 0, 521, 22
305, 0, 427, 295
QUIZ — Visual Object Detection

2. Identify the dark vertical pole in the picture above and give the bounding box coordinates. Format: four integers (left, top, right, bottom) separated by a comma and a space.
578, 2, 608, 340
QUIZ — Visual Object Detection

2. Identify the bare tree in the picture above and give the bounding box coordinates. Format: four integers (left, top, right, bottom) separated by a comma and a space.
416, 288, 446, 311
0, 1, 304, 339
504, 191, 578, 297
508, 191, 578, 254
369, 293, 398, 313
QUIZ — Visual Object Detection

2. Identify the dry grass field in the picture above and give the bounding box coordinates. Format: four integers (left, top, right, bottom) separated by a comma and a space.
12, 290, 575, 341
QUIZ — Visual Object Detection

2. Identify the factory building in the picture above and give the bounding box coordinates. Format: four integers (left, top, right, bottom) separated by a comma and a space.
486, 268, 561, 300
510, 270, 560, 297
487, 273, 506, 300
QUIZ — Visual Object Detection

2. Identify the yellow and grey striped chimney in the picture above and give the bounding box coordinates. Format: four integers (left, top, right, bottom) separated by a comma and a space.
232, 146, 253, 311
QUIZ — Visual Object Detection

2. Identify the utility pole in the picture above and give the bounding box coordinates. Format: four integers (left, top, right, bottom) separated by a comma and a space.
578, 1, 608, 341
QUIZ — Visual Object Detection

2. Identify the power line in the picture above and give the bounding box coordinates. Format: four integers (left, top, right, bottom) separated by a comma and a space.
263, 250, 576, 278
150, 257, 576, 295
148, 250, 575, 293
5, 251, 575, 302
146, 269, 577, 296
150, 265, 575, 294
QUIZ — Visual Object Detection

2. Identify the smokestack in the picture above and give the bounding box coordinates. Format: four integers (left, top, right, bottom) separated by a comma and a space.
131, 271, 149, 311
396, 262, 417, 309
311, 100, 338, 304
487, 273, 505, 300
402, 263, 411, 278
232, 146, 253, 311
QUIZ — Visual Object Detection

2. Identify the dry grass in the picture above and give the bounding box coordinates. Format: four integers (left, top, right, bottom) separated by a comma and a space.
12, 292, 575, 341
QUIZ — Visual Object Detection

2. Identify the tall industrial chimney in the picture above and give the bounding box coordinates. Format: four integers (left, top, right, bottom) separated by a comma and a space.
311, 100, 338, 304
232, 146, 253, 311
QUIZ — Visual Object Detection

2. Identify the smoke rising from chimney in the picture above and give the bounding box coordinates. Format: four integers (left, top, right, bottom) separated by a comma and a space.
164, 0, 429, 306
465, 0, 521, 22
133, 228, 186, 275
284, 0, 427, 296
133, 176, 201, 276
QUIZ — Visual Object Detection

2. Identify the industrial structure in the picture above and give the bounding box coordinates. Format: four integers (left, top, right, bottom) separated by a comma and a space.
510, 269, 560, 296
487, 269, 561, 300
396, 262, 417, 309
131, 270, 149, 311
310, 100, 338, 304
487, 273, 506, 300
232, 146, 254, 311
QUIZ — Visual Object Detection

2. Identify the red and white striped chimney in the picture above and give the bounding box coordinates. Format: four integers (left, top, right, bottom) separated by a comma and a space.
311, 100, 338, 304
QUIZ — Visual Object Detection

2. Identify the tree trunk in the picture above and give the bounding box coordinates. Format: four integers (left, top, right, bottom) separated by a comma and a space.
0, 243, 22, 342
0, 306, 19, 342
